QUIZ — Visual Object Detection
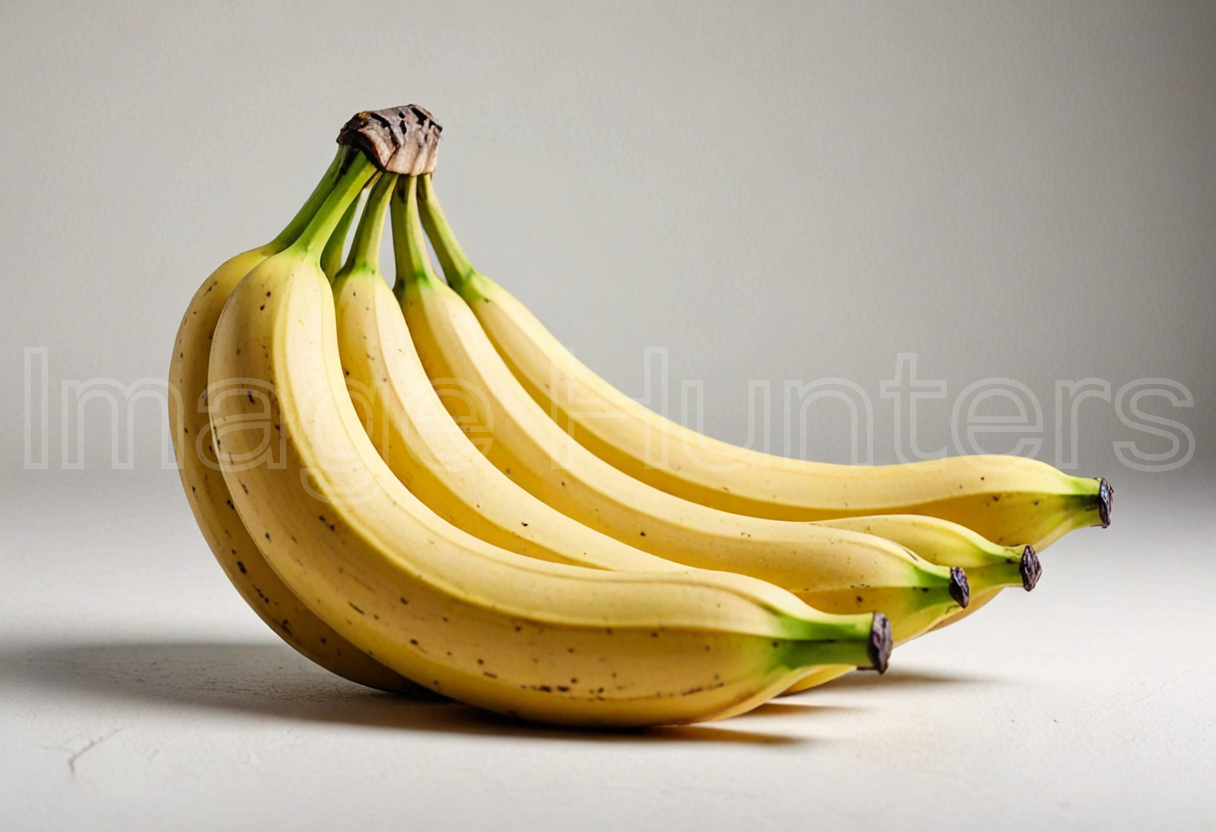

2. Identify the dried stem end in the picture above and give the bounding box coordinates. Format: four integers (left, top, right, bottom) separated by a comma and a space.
338, 104, 442, 174
1019, 545, 1042, 591
867, 612, 892, 674
1097, 478, 1114, 528
949, 567, 971, 609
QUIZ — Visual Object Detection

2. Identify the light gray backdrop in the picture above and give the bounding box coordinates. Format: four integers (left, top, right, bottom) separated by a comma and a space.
2, 0, 1212, 496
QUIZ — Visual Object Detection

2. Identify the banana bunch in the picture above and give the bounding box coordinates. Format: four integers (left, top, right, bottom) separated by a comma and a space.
170, 105, 1111, 727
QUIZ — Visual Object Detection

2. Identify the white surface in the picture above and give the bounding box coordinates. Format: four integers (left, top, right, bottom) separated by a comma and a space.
2, 474, 1213, 831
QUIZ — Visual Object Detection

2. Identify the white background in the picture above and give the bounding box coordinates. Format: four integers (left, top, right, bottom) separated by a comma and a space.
1, 2, 1213, 829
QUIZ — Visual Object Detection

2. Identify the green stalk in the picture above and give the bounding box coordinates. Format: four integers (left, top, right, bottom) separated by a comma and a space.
390, 176, 438, 299
288, 153, 379, 261
321, 193, 363, 279
777, 612, 890, 674
267, 145, 354, 251
343, 173, 398, 276
416, 173, 475, 292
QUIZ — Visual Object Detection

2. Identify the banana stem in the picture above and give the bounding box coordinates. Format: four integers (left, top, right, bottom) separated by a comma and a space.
290, 153, 379, 260
267, 146, 353, 252
343, 173, 397, 274
321, 191, 364, 279
390, 176, 440, 297
417, 173, 475, 290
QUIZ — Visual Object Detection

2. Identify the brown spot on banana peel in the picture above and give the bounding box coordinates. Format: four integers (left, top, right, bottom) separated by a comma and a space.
1020, 545, 1041, 591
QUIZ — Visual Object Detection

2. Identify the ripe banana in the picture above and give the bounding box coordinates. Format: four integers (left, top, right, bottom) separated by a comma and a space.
819, 513, 1038, 593
340, 174, 966, 686
336, 178, 685, 572
812, 513, 1040, 634
416, 179, 1111, 550
780, 516, 1038, 695
208, 149, 893, 727
168, 146, 417, 694
399, 176, 970, 648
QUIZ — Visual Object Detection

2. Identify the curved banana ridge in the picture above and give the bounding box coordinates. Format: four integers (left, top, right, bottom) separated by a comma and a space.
209, 156, 891, 727
168, 147, 419, 694
399, 177, 968, 647
417, 178, 1111, 551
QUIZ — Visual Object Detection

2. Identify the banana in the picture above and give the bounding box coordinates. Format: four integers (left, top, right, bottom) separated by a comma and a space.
416, 179, 1111, 550
338, 176, 964, 700
786, 516, 1039, 693
168, 146, 418, 694
818, 513, 1039, 593
813, 513, 1040, 633
399, 176, 970, 650
208, 147, 894, 728
341, 175, 968, 667
337, 179, 682, 572
778, 513, 1038, 694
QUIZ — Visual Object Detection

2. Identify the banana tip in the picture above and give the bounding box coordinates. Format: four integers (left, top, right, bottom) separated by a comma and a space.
1019, 545, 1041, 591
1097, 478, 1114, 528
949, 567, 970, 609
868, 612, 892, 675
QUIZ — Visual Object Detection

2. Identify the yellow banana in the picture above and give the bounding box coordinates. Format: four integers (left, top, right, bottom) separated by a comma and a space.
400, 176, 969, 649
813, 512, 1040, 634
168, 146, 417, 694
783, 515, 1040, 693
417, 178, 1111, 551
208, 148, 892, 728
818, 514, 1038, 594
337, 181, 682, 572
339, 175, 966, 685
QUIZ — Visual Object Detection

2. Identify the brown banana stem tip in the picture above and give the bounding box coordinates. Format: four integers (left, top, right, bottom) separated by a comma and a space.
949, 567, 971, 609
1097, 478, 1114, 528
867, 612, 892, 674
1019, 545, 1041, 592
338, 104, 442, 175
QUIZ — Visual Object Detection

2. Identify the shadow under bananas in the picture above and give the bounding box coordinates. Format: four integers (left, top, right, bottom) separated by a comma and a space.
0, 639, 837, 745
794, 667, 997, 694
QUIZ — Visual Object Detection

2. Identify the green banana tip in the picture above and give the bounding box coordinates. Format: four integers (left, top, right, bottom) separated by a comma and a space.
1097, 478, 1114, 528
1020, 545, 1041, 592
868, 613, 892, 675
949, 567, 971, 609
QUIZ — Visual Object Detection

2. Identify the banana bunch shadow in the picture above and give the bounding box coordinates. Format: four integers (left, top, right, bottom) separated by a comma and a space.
1, 639, 987, 745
